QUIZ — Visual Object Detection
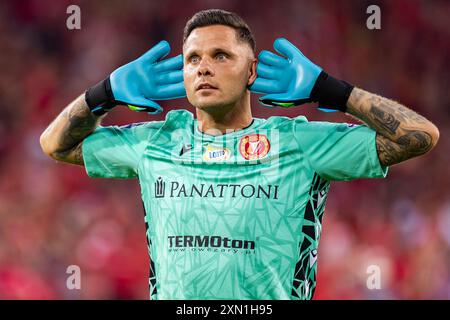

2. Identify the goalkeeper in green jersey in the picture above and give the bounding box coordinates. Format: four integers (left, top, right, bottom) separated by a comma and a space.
40, 9, 439, 300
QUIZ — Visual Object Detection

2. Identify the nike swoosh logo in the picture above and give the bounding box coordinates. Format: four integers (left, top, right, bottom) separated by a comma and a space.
179, 144, 193, 156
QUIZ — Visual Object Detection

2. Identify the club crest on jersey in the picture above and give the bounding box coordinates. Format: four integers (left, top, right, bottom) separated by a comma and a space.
203, 145, 230, 161
239, 134, 270, 160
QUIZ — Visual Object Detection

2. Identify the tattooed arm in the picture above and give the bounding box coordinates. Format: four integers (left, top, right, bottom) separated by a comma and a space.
346, 88, 439, 166
40, 94, 104, 166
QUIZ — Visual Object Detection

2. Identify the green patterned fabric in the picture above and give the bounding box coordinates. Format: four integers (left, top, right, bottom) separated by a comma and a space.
82, 109, 388, 300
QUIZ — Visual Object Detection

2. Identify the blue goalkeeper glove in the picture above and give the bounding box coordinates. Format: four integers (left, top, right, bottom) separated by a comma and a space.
85, 40, 186, 115
250, 38, 354, 112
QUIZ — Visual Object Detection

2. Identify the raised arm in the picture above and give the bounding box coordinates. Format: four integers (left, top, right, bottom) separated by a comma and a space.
346, 88, 439, 166
40, 94, 102, 166
40, 40, 186, 166
250, 38, 440, 167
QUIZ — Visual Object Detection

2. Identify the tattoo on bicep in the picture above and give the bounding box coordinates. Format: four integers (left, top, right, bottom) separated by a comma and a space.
376, 134, 408, 166
397, 130, 433, 155
55, 142, 84, 166
376, 131, 433, 166
72, 143, 84, 165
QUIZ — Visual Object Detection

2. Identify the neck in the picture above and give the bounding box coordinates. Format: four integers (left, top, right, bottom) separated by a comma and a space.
196, 92, 253, 136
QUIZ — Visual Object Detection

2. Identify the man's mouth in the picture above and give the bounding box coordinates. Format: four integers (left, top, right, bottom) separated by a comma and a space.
196, 83, 218, 91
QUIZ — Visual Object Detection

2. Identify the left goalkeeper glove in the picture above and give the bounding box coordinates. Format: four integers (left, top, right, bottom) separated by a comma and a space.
249, 38, 354, 112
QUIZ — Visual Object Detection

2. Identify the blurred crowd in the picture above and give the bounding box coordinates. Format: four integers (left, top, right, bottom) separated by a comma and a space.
0, 0, 449, 299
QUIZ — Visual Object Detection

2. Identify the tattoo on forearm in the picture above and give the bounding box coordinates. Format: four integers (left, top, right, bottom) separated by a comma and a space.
371, 105, 400, 135
42, 94, 101, 165
394, 104, 429, 124
347, 88, 438, 166
58, 98, 99, 151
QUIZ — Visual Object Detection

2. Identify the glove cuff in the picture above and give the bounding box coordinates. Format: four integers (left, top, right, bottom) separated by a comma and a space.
85, 77, 116, 116
310, 71, 354, 112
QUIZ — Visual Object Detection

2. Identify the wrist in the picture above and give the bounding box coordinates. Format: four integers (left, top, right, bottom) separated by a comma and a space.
85, 77, 116, 116
310, 71, 354, 112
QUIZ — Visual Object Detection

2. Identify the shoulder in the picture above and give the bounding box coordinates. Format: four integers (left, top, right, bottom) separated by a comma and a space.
162, 109, 195, 129
114, 109, 194, 133
294, 119, 365, 133
255, 115, 312, 135
256, 114, 309, 129
86, 110, 194, 145
268, 114, 308, 125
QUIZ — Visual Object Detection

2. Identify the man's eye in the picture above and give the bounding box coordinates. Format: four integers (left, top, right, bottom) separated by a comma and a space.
216, 53, 227, 60
189, 56, 200, 63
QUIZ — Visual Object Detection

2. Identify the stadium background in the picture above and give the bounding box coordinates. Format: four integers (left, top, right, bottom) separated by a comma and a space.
0, 0, 449, 299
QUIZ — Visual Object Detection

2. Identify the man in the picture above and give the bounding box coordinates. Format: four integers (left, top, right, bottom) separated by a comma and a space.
40, 9, 439, 300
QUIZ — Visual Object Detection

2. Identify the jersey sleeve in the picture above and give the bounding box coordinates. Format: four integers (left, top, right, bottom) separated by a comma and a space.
293, 118, 389, 181
82, 121, 162, 179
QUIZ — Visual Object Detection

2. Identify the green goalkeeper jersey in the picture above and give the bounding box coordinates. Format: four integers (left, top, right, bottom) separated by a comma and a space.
82, 109, 388, 300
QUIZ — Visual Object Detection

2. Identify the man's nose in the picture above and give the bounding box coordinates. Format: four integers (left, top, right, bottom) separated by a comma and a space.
197, 58, 214, 77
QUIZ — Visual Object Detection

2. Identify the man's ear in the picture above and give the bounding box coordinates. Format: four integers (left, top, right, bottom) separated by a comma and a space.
247, 58, 257, 87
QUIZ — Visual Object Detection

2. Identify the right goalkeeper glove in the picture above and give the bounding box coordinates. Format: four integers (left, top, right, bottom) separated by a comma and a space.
85, 40, 186, 116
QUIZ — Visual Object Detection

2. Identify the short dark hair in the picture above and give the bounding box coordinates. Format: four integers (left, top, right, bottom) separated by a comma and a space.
183, 9, 256, 53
